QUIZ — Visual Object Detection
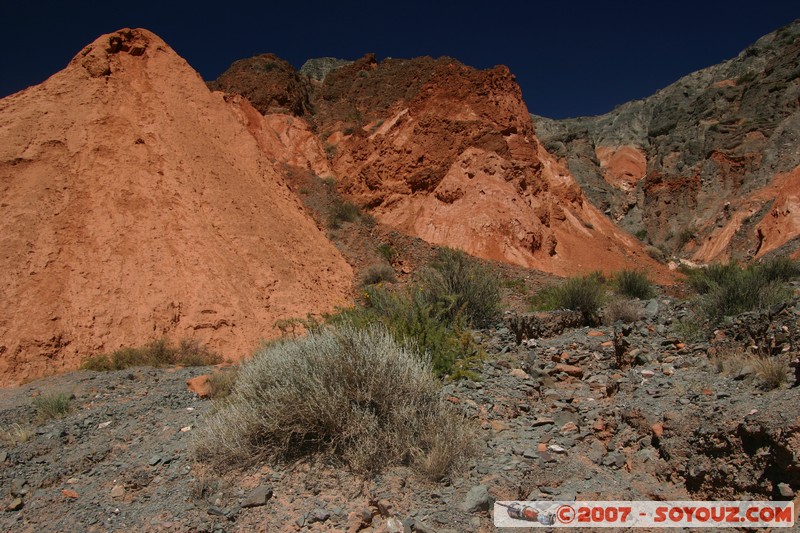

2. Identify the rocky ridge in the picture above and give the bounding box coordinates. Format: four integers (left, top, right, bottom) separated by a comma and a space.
211, 53, 667, 278
533, 19, 800, 263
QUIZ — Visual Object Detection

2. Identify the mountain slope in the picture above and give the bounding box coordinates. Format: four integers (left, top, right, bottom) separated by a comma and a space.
0, 29, 352, 384
534, 19, 800, 263
212, 54, 667, 278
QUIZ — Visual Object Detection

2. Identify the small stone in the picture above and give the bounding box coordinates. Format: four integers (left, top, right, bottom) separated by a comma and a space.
0, 451, 7, 463
548, 444, 567, 454
207, 506, 226, 516
641, 370, 655, 378
180, 426, 192, 432
6, 498, 23, 512
531, 417, 554, 427
651, 422, 664, 438
110, 484, 125, 499
413, 522, 435, 533
187, 375, 213, 398
386, 516, 404, 533
148, 455, 162, 466
553, 364, 583, 378
560, 422, 579, 434
11, 478, 28, 497
62, 489, 79, 499
523, 449, 539, 459
346, 508, 372, 532
462, 485, 492, 513
308, 508, 330, 523
242, 485, 273, 508
777, 483, 794, 497
509, 368, 530, 379
588, 330, 605, 337
98, 421, 112, 429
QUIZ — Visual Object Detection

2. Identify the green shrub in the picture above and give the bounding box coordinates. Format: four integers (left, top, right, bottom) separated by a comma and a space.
361, 264, 397, 286
672, 315, 703, 343
531, 273, 606, 325
736, 71, 757, 85
83, 339, 221, 371
192, 325, 475, 479
332, 285, 478, 378
377, 242, 398, 261
327, 199, 362, 229
757, 256, 800, 282
417, 248, 501, 328
634, 229, 648, 241
613, 270, 655, 299
689, 259, 796, 320
33, 392, 72, 421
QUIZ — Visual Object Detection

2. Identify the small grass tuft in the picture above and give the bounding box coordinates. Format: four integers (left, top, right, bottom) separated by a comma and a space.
1, 423, 34, 446
33, 392, 72, 421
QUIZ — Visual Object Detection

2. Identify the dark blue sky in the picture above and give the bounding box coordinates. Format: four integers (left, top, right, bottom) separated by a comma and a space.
1, 1, 797, 118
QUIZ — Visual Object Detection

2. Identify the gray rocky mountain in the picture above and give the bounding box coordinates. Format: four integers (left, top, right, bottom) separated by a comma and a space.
533, 19, 800, 262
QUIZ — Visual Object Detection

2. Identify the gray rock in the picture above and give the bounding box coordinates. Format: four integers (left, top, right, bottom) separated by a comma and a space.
241, 485, 273, 508
413, 521, 436, 533
10, 478, 27, 497
777, 483, 794, 497
523, 449, 539, 459
308, 508, 330, 523
148, 455, 161, 466
461, 485, 492, 513
6, 498, 23, 512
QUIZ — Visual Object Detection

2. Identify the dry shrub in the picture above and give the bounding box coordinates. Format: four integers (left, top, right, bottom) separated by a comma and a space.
713, 346, 789, 390
603, 299, 644, 325
360, 263, 397, 286
192, 325, 475, 479
83, 338, 220, 371
0, 424, 34, 446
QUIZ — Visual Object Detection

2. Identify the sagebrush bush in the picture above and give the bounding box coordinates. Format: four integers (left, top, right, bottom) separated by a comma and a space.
360, 263, 397, 286
192, 325, 475, 479
33, 392, 71, 421
613, 270, 655, 299
83, 339, 220, 371
417, 248, 501, 327
532, 273, 606, 325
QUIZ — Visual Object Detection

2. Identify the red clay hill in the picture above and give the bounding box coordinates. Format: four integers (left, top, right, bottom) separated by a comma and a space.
0, 29, 352, 385
215, 53, 666, 278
